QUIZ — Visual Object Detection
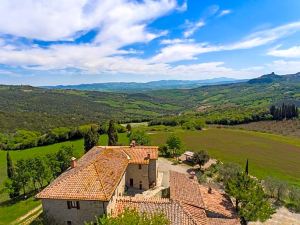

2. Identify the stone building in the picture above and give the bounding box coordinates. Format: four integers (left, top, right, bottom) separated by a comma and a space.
36, 145, 158, 225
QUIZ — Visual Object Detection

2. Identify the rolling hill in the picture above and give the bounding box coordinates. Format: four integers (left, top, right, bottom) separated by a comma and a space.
0, 72, 299, 132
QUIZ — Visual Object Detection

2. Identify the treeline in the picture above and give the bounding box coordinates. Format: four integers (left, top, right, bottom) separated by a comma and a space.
149, 116, 205, 130
0, 122, 127, 150
270, 103, 298, 120
5, 145, 75, 199
204, 110, 272, 125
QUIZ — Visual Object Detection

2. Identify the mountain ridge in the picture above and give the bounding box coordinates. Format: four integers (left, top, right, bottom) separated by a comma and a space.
42, 77, 246, 92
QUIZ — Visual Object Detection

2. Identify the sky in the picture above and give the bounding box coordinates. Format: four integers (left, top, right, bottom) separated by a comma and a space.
0, 0, 300, 85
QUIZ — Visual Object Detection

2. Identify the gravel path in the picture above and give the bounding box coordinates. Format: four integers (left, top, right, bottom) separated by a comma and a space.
249, 207, 300, 225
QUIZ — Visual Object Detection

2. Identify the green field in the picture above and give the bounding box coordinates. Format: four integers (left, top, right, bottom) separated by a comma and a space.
148, 128, 300, 187
0, 133, 129, 224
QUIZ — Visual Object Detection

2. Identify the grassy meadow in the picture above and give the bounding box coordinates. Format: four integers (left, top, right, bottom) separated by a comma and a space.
148, 128, 300, 187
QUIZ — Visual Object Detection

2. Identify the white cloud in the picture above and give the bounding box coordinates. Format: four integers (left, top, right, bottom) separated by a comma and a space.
218, 9, 232, 17
0, 0, 176, 47
265, 60, 300, 74
183, 20, 205, 38
152, 21, 300, 63
267, 45, 300, 58
160, 38, 194, 45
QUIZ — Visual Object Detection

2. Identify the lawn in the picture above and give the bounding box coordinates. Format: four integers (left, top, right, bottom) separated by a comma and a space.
0, 133, 129, 224
148, 128, 300, 187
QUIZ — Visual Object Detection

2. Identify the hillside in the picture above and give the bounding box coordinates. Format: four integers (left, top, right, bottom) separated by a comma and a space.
44, 77, 244, 92
0, 86, 182, 132
0, 72, 299, 132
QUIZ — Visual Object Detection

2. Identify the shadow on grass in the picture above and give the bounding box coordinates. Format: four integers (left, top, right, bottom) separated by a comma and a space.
0, 190, 39, 207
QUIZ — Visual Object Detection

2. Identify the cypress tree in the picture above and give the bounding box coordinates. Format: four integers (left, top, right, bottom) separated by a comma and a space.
108, 120, 118, 146
6, 151, 15, 179
245, 159, 249, 175
84, 128, 99, 152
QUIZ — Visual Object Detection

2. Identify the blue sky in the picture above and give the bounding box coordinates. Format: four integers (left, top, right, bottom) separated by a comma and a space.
0, 0, 300, 85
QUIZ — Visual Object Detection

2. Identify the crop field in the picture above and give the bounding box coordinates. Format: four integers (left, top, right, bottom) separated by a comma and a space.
232, 119, 300, 138
148, 128, 300, 187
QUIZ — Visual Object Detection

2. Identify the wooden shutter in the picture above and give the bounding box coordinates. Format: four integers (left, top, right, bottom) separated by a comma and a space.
67, 201, 71, 209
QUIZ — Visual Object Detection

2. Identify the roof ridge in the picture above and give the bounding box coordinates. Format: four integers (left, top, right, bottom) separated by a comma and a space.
92, 162, 108, 200
117, 196, 170, 204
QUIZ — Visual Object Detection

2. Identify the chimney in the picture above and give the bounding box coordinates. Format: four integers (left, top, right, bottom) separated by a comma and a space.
208, 186, 212, 194
189, 171, 196, 179
130, 140, 136, 148
71, 157, 77, 168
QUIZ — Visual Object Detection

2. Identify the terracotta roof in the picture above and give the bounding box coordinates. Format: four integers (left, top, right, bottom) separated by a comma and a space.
36, 147, 128, 201
169, 171, 240, 225
170, 171, 205, 208
99, 146, 158, 164
114, 196, 199, 225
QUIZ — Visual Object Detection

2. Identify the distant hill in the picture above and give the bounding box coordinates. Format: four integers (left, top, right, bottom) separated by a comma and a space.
43, 77, 245, 92
248, 72, 300, 84
0, 72, 299, 132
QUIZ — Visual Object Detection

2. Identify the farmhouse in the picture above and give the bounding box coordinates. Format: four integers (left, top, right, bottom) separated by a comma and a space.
36, 144, 158, 225
37, 144, 239, 225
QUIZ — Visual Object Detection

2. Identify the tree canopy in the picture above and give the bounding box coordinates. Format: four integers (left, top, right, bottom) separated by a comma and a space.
85, 208, 170, 225
192, 150, 210, 169
225, 172, 274, 222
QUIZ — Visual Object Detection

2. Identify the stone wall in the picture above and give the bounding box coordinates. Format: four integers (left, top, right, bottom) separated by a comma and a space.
42, 172, 126, 225
148, 159, 157, 186
125, 164, 149, 190
42, 199, 108, 225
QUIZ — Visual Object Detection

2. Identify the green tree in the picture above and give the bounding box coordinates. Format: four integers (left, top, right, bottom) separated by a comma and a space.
192, 150, 210, 170
86, 208, 170, 225
84, 128, 99, 152
219, 162, 242, 185
129, 130, 150, 145
126, 123, 132, 132
45, 153, 61, 179
159, 144, 171, 157
166, 134, 183, 158
56, 145, 74, 172
30, 157, 51, 189
6, 151, 15, 179
14, 159, 31, 195
226, 172, 274, 222
107, 120, 118, 146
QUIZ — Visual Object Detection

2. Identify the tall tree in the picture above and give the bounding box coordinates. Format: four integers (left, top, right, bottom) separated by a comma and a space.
226, 172, 274, 222
84, 128, 99, 152
245, 159, 249, 175
6, 151, 15, 179
166, 135, 183, 158
107, 120, 118, 146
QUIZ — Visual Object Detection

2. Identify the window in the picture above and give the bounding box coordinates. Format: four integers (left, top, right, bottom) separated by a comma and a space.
139, 181, 142, 190
138, 164, 142, 169
67, 221, 72, 225
67, 201, 80, 209
130, 178, 133, 187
